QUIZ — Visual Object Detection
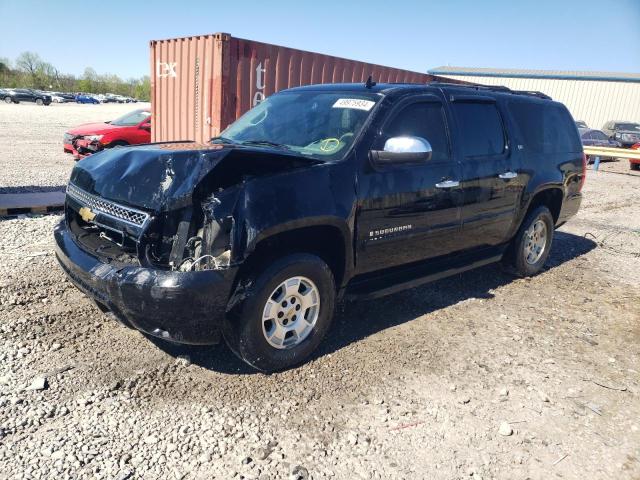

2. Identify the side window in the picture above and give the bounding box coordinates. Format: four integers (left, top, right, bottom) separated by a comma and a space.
509, 101, 581, 154
452, 102, 505, 157
383, 102, 450, 162
592, 131, 607, 141
543, 104, 581, 153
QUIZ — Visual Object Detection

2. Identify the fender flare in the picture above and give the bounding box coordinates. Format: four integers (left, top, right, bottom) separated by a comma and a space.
241, 215, 354, 286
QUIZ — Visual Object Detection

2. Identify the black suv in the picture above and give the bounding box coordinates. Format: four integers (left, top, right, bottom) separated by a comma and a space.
54, 82, 584, 372
3, 88, 52, 105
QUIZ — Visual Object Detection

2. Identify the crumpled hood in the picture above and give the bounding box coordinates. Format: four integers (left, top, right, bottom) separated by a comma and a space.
69, 142, 318, 212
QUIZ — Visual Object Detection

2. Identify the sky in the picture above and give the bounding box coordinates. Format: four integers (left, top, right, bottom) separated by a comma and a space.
1, 0, 639, 79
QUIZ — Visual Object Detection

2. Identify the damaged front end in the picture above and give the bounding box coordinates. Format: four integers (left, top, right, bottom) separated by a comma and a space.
55, 141, 318, 344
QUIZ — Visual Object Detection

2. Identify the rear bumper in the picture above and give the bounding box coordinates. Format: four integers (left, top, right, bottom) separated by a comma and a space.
54, 220, 237, 344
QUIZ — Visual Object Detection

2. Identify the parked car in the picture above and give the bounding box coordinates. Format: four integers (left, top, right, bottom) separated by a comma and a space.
75, 94, 100, 104
602, 121, 640, 147
54, 82, 584, 372
102, 94, 120, 103
50, 94, 65, 103
63, 108, 151, 158
3, 88, 51, 105
579, 128, 621, 162
575, 120, 588, 129
58, 92, 76, 102
631, 143, 640, 171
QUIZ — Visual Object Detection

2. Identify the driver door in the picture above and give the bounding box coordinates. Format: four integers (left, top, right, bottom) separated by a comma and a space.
355, 96, 463, 274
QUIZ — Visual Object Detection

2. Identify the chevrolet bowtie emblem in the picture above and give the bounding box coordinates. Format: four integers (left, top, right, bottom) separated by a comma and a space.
79, 206, 96, 222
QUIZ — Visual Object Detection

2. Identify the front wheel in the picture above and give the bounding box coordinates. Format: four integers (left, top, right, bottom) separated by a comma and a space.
503, 206, 554, 277
35, 98, 43, 106
223, 253, 336, 372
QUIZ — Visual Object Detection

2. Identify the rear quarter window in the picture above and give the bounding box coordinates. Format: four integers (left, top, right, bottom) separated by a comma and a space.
509, 101, 581, 154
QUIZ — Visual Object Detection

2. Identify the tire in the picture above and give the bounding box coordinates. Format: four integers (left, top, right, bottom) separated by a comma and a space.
35, 98, 43, 106
630, 162, 640, 171
503, 206, 554, 277
4, 97, 12, 104
223, 253, 336, 372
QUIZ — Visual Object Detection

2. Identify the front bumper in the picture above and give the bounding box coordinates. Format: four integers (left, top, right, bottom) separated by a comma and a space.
54, 221, 237, 344
71, 138, 103, 160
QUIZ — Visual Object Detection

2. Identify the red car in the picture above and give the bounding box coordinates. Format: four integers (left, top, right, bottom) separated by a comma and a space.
632, 142, 640, 171
63, 108, 151, 159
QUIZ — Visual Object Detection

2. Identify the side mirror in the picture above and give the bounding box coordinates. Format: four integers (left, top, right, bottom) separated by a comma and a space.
369, 136, 433, 166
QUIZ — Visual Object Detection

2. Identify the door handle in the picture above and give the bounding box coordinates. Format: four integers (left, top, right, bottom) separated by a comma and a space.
435, 180, 460, 189
498, 171, 518, 179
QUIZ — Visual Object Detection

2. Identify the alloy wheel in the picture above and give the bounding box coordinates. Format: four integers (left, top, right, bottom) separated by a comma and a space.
261, 276, 320, 349
524, 219, 547, 264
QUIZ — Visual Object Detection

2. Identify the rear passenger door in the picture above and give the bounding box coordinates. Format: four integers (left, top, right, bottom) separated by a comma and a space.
451, 97, 522, 248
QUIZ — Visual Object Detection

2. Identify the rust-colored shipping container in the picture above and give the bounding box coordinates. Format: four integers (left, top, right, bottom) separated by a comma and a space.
150, 33, 458, 143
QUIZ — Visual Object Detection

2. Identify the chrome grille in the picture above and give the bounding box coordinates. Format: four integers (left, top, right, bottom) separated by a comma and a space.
66, 184, 150, 227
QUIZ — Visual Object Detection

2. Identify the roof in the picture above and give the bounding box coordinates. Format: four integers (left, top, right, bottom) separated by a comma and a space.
428, 67, 640, 83
285, 82, 554, 101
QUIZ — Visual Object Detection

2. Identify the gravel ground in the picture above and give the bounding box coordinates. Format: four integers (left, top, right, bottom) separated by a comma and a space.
0, 107, 639, 479
0, 102, 149, 193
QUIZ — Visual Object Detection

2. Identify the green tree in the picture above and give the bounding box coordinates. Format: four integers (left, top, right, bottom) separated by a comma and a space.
15, 51, 44, 87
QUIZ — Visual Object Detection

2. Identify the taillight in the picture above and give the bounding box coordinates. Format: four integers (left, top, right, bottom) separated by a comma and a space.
578, 153, 587, 192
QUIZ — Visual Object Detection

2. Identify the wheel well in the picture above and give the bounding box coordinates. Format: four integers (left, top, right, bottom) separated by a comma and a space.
527, 188, 563, 223
238, 226, 347, 287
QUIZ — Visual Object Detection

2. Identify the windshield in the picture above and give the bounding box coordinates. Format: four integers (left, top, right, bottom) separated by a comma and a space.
616, 123, 640, 132
218, 91, 380, 160
110, 109, 151, 126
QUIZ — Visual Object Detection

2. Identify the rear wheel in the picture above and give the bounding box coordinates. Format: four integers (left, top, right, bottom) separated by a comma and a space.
503, 206, 554, 277
223, 253, 335, 372
4, 97, 12, 104
35, 98, 43, 106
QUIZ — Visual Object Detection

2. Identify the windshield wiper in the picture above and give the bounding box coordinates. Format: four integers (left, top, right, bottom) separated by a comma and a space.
210, 136, 236, 145
240, 140, 291, 150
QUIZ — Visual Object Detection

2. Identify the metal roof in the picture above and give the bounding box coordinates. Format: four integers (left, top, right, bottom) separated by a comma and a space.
428, 66, 640, 83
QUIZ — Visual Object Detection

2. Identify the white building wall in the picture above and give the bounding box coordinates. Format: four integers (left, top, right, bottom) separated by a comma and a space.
438, 75, 640, 130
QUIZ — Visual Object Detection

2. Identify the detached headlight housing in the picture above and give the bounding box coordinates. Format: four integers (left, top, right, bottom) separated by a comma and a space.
84, 134, 104, 142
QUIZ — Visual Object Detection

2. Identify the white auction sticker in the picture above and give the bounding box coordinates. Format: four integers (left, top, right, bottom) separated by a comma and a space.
332, 98, 375, 111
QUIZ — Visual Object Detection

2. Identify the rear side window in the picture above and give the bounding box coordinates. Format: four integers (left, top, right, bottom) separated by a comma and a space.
384, 102, 450, 162
452, 102, 505, 157
509, 101, 581, 154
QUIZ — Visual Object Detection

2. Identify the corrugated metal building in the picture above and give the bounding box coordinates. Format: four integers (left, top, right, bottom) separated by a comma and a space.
428, 67, 640, 130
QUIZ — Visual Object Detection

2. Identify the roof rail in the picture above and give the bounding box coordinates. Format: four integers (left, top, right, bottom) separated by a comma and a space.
510, 90, 552, 100
429, 81, 552, 100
